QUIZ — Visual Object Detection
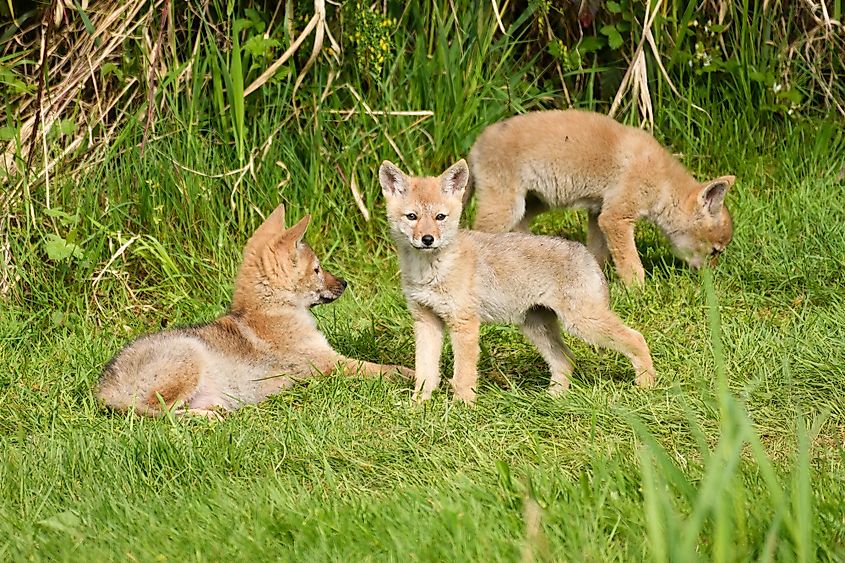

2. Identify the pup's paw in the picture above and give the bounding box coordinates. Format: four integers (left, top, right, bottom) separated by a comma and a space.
177, 407, 227, 421
412, 388, 433, 403
620, 265, 646, 287
547, 379, 570, 397
393, 365, 415, 379
452, 386, 476, 405
635, 370, 656, 388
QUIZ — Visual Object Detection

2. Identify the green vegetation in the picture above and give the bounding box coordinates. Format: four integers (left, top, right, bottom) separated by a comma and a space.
2, 0, 844, 560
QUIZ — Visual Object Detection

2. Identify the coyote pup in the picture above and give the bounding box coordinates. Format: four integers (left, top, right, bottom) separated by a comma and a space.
97, 204, 412, 417
380, 159, 655, 403
469, 109, 736, 285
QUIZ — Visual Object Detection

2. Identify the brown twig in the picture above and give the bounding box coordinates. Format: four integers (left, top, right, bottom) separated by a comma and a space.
140, 0, 171, 155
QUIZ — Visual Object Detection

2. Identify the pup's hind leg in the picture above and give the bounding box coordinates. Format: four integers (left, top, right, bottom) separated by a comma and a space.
340, 358, 414, 380
98, 341, 205, 416
558, 305, 655, 387
586, 211, 610, 268
448, 315, 481, 404
521, 307, 575, 395
473, 180, 526, 233
143, 355, 204, 412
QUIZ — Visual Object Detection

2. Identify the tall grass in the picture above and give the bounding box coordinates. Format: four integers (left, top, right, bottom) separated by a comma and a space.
633, 269, 828, 561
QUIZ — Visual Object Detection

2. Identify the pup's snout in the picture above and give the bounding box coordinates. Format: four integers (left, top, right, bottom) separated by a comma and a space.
421, 235, 434, 246
315, 275, 347, 306
330, 277, 347, 296
326, 272, 347, 297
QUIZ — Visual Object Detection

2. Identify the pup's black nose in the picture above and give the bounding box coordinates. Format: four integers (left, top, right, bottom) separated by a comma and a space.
339, 278, 348, 289
421, 235, 434, 246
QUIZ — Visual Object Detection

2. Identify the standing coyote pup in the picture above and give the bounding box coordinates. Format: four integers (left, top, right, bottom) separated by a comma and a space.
97, 204, 412, 417
380, 159, 655, 403
469, 109, 736, 285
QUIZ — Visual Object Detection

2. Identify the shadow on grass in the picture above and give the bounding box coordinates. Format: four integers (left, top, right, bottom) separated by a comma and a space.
479, 345, 639, 394
640, 252, 689, 278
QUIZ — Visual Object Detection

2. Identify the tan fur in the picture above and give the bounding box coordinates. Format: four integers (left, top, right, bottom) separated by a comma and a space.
96, 205, 413, 416
468, 109, 736, 285
380, 159, 655, 403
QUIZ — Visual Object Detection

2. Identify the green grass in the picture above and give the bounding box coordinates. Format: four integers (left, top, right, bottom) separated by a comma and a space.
3, 2, 845, 560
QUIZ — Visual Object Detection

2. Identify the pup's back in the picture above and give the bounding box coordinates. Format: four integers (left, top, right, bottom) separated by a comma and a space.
469, 109, 671, 205
463, 229, 609, 314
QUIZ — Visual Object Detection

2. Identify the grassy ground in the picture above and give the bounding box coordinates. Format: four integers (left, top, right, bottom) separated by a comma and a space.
3, 6, 845, 559
3, 103, 844, 561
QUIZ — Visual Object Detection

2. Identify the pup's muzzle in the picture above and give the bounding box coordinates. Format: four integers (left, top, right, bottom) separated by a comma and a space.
318, 277, 347, 304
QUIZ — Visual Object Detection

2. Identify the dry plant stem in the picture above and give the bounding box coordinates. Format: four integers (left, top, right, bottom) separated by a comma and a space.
608, 0, 704, 126
324, 110, 434, 117
141, 0, 171, 154
292, 0, 343, 110
490, 0, 507, 34
26, 1, 53, 174
6, 0, 161, 179
92, 235, 141, 288
544, 17, 572, 107
339, 84, 408, 168
319, 68, 336, 104
335, 164, 370, 221
608, 0, 658, 125
292, 0, 325, 100
0, 220, 11, 297
40, 86, 50, 214
243, 9, 320, 97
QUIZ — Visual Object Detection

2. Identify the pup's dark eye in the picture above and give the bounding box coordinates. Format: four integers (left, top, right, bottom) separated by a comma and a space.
435, 213, 447, 221
406, 213, 418, 220
314, 266, 320, 274
709, 247, 722, 257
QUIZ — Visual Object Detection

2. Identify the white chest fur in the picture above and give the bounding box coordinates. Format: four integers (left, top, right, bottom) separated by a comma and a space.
399, 249, 462, 318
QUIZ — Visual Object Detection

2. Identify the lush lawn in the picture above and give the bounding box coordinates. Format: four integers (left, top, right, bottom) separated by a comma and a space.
2, 104, 844, 560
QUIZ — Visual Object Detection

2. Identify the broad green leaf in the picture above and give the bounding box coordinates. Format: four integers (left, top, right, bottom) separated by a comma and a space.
577, 35, 606, 53
0, 126, 17, 141
43, 234, 83, 262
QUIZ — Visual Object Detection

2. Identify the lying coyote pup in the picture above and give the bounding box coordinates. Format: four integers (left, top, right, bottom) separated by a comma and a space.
468, 109, 736, 285
97, 204, 412, 417
380, 159, 655, 403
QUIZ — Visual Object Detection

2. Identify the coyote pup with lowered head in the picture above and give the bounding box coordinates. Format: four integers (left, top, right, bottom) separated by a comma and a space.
469, 109, 736, 285
97, 204, 412, 417
380, 159, 655, 403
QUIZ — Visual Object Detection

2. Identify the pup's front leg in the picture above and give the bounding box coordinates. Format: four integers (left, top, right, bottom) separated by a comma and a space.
598, 210, 645, 286
340, 358, 414, 379
411, 304, 444, 402
448, 315, 480, 404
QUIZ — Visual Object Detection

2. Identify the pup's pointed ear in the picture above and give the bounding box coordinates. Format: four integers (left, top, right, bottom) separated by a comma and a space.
699, 175, 735, 214
440, 159, 469, 197
380, 160, 408, 198
246, 204, 286, 254
282, 214, 311, 246
268, 203, 286, 226
254, 203, 286, 234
